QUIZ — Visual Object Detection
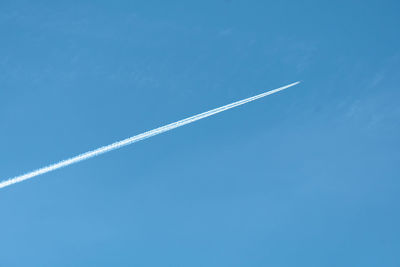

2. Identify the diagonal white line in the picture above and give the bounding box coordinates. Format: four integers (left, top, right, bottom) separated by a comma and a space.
0, 81, 300, 189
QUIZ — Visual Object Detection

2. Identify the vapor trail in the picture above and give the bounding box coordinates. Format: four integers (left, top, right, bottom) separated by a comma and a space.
0, 81, 300, 189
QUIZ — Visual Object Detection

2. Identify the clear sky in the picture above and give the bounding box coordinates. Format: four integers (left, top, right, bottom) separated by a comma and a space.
0, 1, 399, 266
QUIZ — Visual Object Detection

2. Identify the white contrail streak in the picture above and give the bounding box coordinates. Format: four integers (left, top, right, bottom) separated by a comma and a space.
0, 81, 300, 189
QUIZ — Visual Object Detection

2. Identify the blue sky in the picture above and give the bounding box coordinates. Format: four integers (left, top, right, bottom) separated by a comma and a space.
1, 0, 399, 266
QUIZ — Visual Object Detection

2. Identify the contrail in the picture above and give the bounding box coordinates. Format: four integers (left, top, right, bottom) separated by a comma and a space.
0, 81, 300, 189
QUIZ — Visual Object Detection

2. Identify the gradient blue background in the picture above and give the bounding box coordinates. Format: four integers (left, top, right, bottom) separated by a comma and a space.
1, 1, 399, 266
